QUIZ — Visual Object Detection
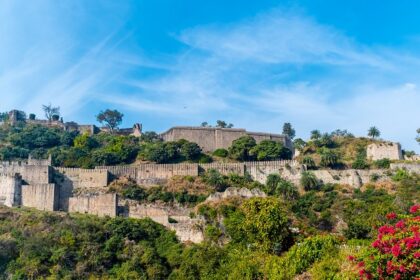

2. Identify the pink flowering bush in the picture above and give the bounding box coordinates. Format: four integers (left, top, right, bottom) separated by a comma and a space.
349, 205, 420, 279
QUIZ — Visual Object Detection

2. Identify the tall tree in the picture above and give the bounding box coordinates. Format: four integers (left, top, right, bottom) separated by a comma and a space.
417, 128, 420, 144
42, 104, 60, 121
96, 109, 124, 133
367, 126, 380, 139
282, 122, 296, 139
310, 130, 321, 140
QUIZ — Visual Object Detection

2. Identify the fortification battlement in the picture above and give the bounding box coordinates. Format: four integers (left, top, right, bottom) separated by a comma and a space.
55, 167, 109, 174
160, 126, 292, 152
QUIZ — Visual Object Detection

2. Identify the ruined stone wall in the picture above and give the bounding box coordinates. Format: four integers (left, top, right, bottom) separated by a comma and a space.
54, 168, 109, 211
0, 173, 22, 207
160, 126, 292, 152
390, 163, 420, 173
68, 193, 117, 217
200, 162, 245, 175
367, 142, 403, 161
121, 200, 204, 242
21, 184, 58, 211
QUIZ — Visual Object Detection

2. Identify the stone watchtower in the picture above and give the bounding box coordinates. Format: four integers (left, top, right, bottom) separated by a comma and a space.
132, 123, 143, 137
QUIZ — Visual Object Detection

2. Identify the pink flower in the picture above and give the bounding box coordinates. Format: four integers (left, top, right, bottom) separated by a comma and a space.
387, 212, 397, 220
395, 220, 405, 229
347, 255, 356, 261
410, 205, 420, 213
391, 244, 401, 257
414, 252, 420, 259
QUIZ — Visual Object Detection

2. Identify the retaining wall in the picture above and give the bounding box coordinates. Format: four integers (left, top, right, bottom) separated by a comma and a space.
69, 193, 117, 217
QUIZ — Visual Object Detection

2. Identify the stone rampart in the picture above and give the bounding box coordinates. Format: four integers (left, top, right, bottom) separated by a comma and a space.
54, 168, 109, 211
160, 126, 292, 152
97, 160, 300, 185
0, 173, 22, 207
0, 164, 52, 185
69, 193, 117, 217
21, 184, 58, 211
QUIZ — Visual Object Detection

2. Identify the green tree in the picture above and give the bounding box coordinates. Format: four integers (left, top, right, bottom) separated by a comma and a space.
216, 120, 233, 128
310, 129, 321, 140
239, 197, 291, 253
367, 126, 380, 139
320, 150, 339, 168
96, 109, 124, 133
293, 138, 306, 151
282, 122, 296, 139
416, 128, 420, 144
249, 140, 292, 161
180, 142, 202, 160
228, 136, 257, 161
42, 104, 60, 121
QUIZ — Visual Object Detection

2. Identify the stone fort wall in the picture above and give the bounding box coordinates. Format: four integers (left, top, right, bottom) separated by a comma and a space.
21, 184, 58, 211
160, 126, 292, 152
367, 142, 403, 161
97, 160, 302, 185
69, 193, 117, 217
0, 173, 22, 207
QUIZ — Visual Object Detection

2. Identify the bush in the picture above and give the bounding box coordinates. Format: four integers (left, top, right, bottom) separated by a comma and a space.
300, 171, 320, 191
302, 156, 316, 169
374, 158, 391, 169
212, 148, 228, 157
228, 135, 256, 161
350, 206, 420, 279
266, 235, 340, 279
344, 222, 371, 239
249, 140, 292, 161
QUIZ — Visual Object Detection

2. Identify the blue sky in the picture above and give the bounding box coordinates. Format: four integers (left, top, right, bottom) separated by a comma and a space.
0, 0, 419, 152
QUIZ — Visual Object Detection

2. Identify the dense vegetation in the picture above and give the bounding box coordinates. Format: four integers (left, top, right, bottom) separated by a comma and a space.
0, 120, 293, 167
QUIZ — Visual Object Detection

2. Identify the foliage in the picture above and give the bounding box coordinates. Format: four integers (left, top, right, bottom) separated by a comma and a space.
352, 146, 369, 169
320, 149, 339, 168
212, 148, 228, 158
302, 156, 316, 169
96, 109, 124, 132
216, 120, 234, 128
374, 158, 391, 169
282, 122, 296, 139
42, 104, 60, 121
350, 206, 420, 279
228, 135, 256, 161
249, 140, 292, 161
310, 130, 321, 140
293, 138, 306, 151
367, 126, 380, 139
300, 171, 320, 191
0, 208, 182, 279
265, 235, 340, 279
264, 174, 299, 200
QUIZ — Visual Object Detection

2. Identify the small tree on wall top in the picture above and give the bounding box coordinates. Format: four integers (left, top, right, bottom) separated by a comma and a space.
368, 126, 380, 139
96, 109, 124, 133
282, 122, 296, 139
42, 104, 60, 121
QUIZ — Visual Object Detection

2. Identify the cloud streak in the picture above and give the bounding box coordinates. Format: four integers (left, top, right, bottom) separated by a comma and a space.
0, 3, 419, 151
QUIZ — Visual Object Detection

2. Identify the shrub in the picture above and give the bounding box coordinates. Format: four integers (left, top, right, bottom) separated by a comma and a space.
350, 206, 420, 279
392, 168, 410, 181
249, 140, 292, 161
300, 171, 320, 191
302, 156, 316, 169
228, 135, 256, 161
374, 158, 391, 169
320, 150, 339, 168
202, 169, 227, 191
212, 148, 228, 158
344, 222, 371, 239
266, 235, 340, 279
